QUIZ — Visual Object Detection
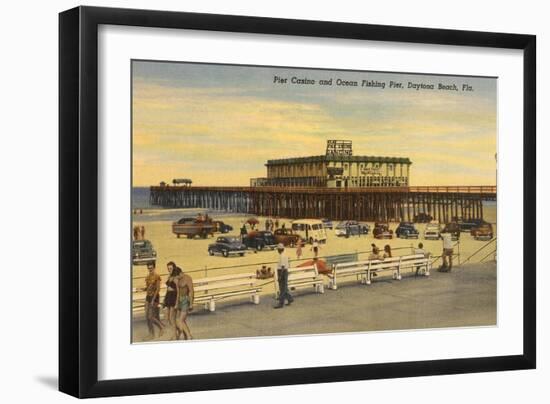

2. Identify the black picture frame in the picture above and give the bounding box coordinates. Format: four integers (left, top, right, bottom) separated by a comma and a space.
59, 6, 536, 398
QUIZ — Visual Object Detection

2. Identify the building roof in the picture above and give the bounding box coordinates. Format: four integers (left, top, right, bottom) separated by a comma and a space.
266, 155, 412, 166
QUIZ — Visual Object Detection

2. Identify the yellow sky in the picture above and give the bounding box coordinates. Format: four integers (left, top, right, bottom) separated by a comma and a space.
132, 61, 497, 187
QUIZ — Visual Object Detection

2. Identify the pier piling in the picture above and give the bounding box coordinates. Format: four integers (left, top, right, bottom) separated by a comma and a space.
149, 185, 496, 222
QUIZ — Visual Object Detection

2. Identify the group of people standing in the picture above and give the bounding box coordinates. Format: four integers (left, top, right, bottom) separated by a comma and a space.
142, 261, 194, 341
264, 218, 280, 231
133, 225, 146, 240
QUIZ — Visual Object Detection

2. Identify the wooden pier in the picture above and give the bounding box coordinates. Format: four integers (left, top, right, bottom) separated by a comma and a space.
149, 185, 496, 222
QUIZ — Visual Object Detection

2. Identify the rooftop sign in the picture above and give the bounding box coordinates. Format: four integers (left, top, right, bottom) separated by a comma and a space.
326, 140, 352, 157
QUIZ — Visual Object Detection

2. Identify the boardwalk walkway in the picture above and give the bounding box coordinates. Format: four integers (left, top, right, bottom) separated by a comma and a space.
132, 261, 496, 342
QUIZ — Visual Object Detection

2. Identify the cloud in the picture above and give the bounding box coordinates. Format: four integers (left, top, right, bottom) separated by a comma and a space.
132, 72, 497, 187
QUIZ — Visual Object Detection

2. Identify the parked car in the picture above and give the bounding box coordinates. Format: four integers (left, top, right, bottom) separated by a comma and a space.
212, 220, 233, 234
132, 239, 157, 265
413, 212, 433, 223
442, 222, 461, 240
471, 223, 494, 240
334, 220, 370, 237
373, 222, 393, 239
321, 218, 334, 230
456, 218, 486, 232
424, 221, 442, 240
273, 228, 302, 247
207, 236, 247, 257
291, 219, 327, 243
172, 217, 215, 239
242, 231, 277, 251
395, 222, 419, 239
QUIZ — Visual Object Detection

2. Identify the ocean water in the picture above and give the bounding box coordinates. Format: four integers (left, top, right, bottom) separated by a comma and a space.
131, 187, 247, 223
132, 187, 152, 209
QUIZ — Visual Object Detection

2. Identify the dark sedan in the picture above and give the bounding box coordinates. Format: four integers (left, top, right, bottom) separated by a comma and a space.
395, 222, 419, 239
207, 236, 247, 257
213, 220, 233, 234
442, 222, 461, 240
132, 239, 157, 265
373, 222, 393, 239
243, 231, 277, 251
413, 213, 433, 223
457, 218, 486, 232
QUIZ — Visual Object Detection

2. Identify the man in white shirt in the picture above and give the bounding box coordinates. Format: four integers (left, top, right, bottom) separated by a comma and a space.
274, 244, 293, 309
440, 232, 454, 272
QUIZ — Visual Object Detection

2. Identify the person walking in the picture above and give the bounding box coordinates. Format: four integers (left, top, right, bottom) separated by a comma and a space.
274, 244, 293, 309
440, 232, 454, 272
143, 262, 164, 339
240, 223, 248, 241
163, 262, 182, 340
311, 239, 320, 260
139, 225, 145, 240
175, 267, 194, 340
296, 240, 303, 260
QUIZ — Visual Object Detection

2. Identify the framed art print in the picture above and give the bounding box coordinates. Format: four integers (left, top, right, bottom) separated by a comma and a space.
59, 6, 536, 398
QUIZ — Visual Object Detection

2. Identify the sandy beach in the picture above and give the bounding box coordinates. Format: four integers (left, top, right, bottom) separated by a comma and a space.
132, 206, 496, 288
131, 205, 496, 342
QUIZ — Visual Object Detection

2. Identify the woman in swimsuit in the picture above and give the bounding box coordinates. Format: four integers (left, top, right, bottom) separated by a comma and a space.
164, 262, 181, 340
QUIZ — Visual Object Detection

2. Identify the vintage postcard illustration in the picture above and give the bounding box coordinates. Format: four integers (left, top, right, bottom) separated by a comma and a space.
131, 60, 497, 343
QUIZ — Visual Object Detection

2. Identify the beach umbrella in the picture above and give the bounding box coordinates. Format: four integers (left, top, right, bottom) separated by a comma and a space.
297, 259, 329, 275
246, 217, 259, 225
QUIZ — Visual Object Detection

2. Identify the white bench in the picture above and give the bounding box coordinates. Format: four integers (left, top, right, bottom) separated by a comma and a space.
367, 254, 431, 283
193, 272, 262, 312
132, 272, 262, 314
367, 256, 402, 283
399, 254, 431, 276
326, 254, 431, 289
327, 260, 370, 290
274, 264, 325, 299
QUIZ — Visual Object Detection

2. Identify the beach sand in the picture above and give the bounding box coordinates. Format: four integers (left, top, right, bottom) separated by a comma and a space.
131, 206, 497, 342
132, 207, 496, 292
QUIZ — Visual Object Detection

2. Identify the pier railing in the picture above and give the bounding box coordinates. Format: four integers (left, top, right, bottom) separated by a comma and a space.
132, 244, 464, 314
151, 185, 496, 195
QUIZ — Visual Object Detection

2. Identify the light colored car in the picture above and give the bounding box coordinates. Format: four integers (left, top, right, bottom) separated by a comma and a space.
291, 219, 327, 243
334, 220, 369, 237
424, 221, 441, 240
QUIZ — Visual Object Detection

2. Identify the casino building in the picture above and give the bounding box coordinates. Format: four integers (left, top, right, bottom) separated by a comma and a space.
250, 140, 412, 188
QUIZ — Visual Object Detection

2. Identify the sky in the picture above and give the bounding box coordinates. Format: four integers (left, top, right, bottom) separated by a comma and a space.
132, 60, 497, 187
